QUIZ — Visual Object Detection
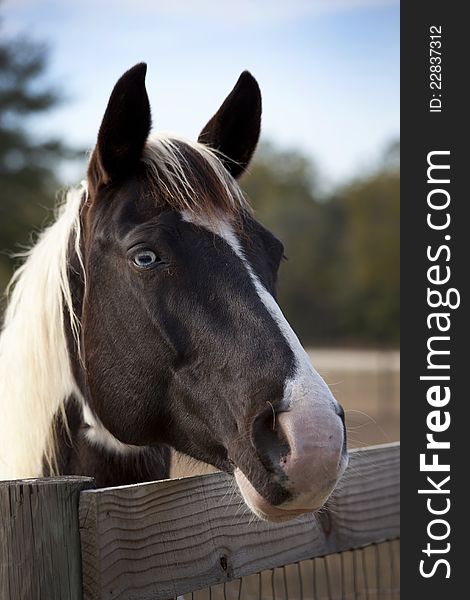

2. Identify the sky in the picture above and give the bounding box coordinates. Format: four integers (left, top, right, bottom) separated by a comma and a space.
2, 0, 399, 189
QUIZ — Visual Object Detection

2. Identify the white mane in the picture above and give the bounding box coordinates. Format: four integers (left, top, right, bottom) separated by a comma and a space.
0, 135, 247, 480
0, 186, 84, 479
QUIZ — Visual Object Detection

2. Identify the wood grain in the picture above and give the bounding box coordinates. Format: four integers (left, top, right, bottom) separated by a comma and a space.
0, 476, 94, 600
79, 443, 399, 600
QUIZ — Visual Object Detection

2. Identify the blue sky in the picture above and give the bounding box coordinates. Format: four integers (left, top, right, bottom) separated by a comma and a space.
3, 0, 399, 188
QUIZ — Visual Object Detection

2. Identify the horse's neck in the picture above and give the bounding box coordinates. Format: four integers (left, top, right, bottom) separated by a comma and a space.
48, 396, 171, 486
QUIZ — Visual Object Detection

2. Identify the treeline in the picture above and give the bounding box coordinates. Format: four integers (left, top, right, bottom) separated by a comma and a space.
0, 24, 399, 346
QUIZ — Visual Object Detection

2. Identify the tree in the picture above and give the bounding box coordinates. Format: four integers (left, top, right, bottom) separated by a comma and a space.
0, 25, 77, 292
332, 154, 400, 344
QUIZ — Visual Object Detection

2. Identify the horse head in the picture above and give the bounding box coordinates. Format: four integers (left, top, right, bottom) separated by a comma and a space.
72, 64, 348, 521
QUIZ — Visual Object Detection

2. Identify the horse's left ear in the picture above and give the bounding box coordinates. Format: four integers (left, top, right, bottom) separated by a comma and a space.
198, 71, 261, 179
88, 63, 151, 190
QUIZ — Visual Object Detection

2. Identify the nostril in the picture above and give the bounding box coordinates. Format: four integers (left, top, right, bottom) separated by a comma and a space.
336, 404, 346, 425
336, 404, 348, 452
252, 405, 290, 474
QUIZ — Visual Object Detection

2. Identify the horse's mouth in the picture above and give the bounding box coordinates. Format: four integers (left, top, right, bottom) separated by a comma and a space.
233, 466, 337, 523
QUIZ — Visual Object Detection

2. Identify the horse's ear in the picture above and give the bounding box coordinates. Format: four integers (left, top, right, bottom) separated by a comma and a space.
88, 63, 151, 190
198, 71, 261, 179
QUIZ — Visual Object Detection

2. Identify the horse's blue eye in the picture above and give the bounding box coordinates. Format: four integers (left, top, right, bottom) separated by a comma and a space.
132, 249, 158, 269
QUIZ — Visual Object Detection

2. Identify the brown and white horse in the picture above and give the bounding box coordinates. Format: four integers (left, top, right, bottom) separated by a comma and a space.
0, 64, 347, 521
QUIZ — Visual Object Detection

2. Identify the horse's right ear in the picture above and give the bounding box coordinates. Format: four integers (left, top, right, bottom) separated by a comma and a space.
88, 63, 151, 191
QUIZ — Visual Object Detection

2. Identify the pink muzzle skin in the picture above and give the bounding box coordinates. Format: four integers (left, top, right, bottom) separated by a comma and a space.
236, 405, 347, 522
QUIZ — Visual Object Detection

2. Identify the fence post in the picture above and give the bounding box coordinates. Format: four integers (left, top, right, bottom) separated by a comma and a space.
0, 476, 95, 600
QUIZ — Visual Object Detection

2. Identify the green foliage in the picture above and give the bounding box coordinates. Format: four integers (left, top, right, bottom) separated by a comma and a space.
333, 170, 399, 343
241, 143, 400, 346
0, 29, 77, 291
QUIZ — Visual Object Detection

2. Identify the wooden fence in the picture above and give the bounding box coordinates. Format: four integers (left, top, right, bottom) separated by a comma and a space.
0, 442, 400, 600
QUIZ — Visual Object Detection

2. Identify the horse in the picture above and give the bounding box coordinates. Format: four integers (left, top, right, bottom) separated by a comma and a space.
0, 64, 347, 521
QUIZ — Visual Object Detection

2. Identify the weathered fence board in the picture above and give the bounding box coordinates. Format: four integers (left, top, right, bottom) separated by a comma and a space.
0, 476, 95, 600
79, 442, 399, 600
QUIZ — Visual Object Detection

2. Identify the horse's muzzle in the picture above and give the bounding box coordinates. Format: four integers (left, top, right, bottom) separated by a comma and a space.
235, 400, 348, 522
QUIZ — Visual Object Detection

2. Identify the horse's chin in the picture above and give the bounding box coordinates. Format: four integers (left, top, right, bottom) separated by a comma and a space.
169, 451, 338, 523
234, 468, 328, 523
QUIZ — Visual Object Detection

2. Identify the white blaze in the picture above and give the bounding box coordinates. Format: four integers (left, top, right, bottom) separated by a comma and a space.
182, 212, 348, 520
181, 212, 341, 415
